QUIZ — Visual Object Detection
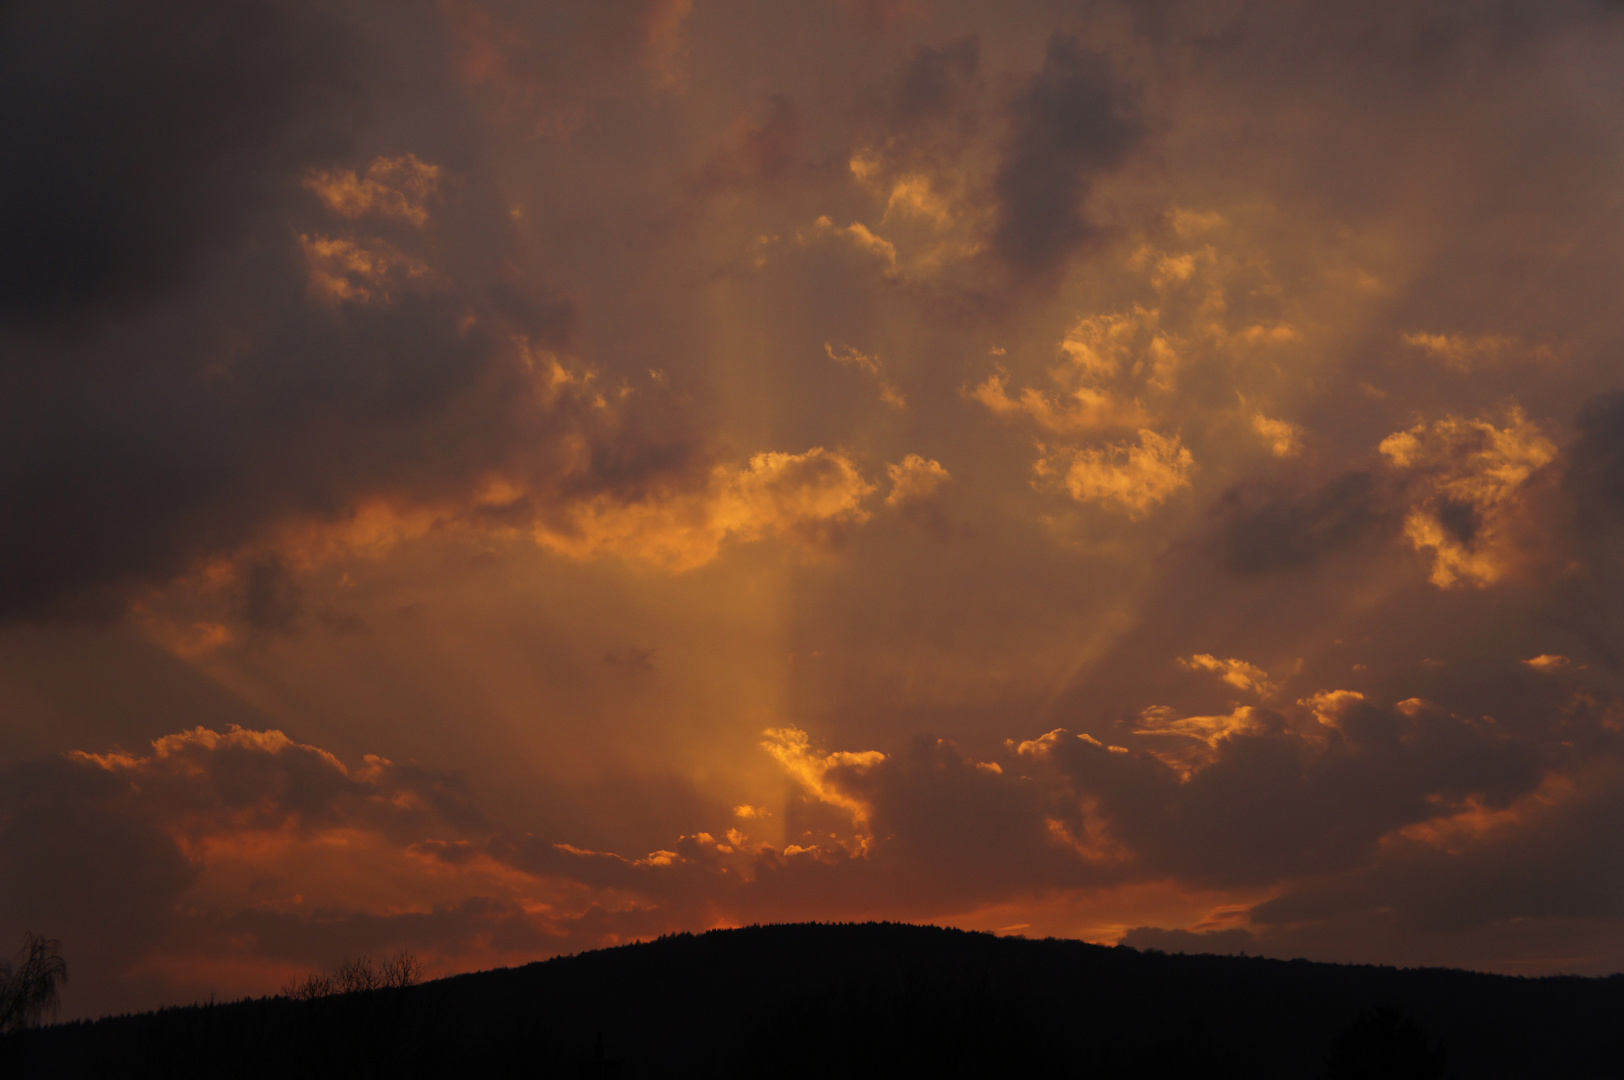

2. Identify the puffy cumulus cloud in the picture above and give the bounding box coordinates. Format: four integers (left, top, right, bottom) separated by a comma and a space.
968, 370, 1149, 435
1178, 654, 1278, 698
1037, 430, 1194, 518
885, 454, 950, 507
969, 308, 1170, 436
1379, 407, 1558, 588
106, 348, 717, 647
1060, 307, 1192, 401
1298, 690, 1369, 730
1252, 413, 1305, 458
531, 447, 877, 571
970, 221, 1316, 527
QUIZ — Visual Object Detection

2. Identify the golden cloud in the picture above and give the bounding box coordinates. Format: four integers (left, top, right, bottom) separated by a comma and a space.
1060, 308, 1180, 392
1379, 406, 1557, 588
303, 154, 442, 227
761, 726, 885, 829
1037, 429, 1194, 518
1251, 413, 1305, 458
1134, 705, 1270, 747
1298, 689, 1366, 728
1131, 705, 1271, 775
1179, 654, 1278, 698
885, 454, 949, 506
534, 447, 877, 570
299, 235, 432, 305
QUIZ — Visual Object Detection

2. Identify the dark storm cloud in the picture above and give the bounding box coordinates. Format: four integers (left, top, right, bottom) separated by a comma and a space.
991, 34, 1140, 279
0, 0, 707, 621
889, 37, 980, 130
1209, 472, 1400, 577
1239, 757, 1624, 969
481, 699, 1549, 915
842, 35, 982, 189
1565, 390, 1624, 520
0, 757, 197, 968
1033, 697, 1546, 887
242, 556, 305, 633
0, 0, 354, 323
0, 729, 493, 1013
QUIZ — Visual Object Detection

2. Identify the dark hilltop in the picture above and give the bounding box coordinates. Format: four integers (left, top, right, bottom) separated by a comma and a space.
2, 922, 1621, 1078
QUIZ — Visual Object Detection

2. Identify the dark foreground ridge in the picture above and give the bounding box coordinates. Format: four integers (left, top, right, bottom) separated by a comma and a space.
2, 922, 1622, 1078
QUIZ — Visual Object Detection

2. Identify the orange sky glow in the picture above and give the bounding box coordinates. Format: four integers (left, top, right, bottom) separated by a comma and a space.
5, 0, 1624, 1019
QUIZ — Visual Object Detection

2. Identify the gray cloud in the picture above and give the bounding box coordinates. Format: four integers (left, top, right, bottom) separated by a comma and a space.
0, 0, 709, 622
0, 0, 355, 324
1209, 472, 1400, 577
991, 34, 1140, 279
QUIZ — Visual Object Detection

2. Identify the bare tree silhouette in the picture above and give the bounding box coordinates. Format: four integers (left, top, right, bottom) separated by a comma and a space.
0, 934, 68, 1033
281, 950, 422, 1000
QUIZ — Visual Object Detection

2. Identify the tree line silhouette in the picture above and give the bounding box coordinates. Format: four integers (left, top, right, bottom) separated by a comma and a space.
0, 923, 1619, 1078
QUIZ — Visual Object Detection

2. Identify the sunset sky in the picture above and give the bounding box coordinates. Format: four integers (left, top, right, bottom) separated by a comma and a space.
5, 0, 1624, 1020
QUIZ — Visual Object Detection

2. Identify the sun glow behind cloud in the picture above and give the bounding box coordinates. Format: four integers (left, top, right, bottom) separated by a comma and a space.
4, 0, 1624, 1021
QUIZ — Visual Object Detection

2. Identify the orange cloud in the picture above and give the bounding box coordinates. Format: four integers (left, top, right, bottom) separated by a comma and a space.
1379, 406, 1557, 588
1297, 690, 1366, 728
1036, 430, 1194, 518
1252, 413, 1305, 458
299, 235, 432, 305
533, 447, 877, 570
885, 454, 949, 506
1179, 654, 1278, 697
303, 155, 441, 227
761, 726, 885, 829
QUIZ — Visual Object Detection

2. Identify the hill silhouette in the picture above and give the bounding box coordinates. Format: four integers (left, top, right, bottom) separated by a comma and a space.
2, 922, 1622, 1078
